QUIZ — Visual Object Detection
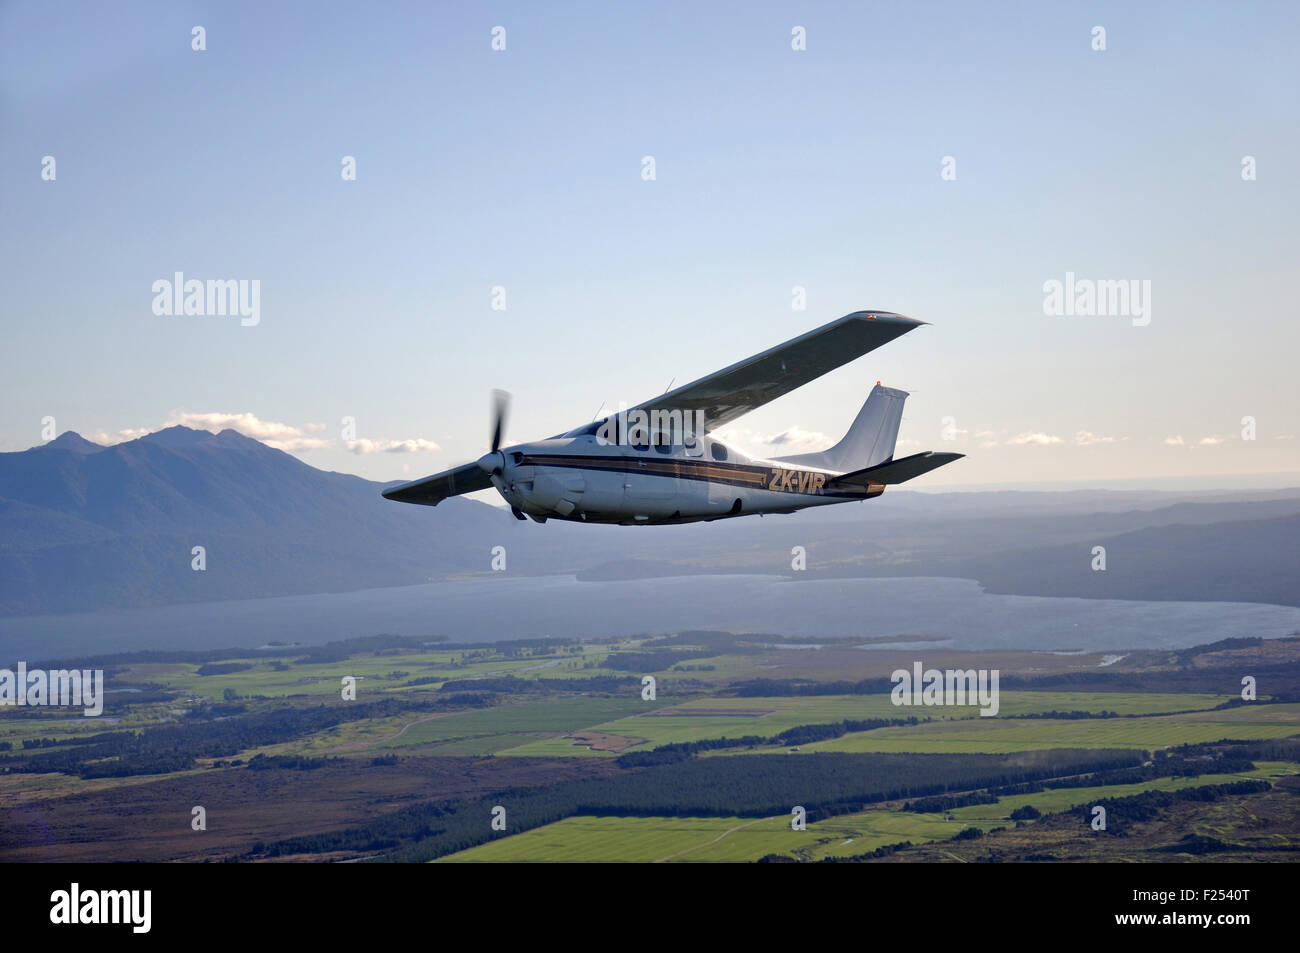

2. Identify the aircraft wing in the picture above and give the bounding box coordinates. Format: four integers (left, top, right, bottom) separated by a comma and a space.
381, 462, 493, 506
629, 311, 926, 432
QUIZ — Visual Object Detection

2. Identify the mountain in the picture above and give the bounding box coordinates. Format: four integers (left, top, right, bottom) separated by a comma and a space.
924, 512, 1300, 608
0, 429, 515, 616
1, 429, 1298, 617
42, 431, 104, 454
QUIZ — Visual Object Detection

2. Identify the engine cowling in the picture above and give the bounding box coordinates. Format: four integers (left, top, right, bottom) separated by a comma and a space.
524, 470, 585, 515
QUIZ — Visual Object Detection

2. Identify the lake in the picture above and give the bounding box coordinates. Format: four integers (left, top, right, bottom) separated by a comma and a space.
2, 574, 1299, 663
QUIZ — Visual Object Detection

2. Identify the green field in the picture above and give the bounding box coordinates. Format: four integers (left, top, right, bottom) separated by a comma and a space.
134, 642, 627, 701
794, 703, 1300, 754
497, 691, 1236, 757
439, 764, 1290, 863
379, 695, 670, 753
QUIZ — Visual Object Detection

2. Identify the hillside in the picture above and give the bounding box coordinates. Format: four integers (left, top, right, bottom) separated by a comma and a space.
1, 429, 1298, 617
0, 429, 507, 615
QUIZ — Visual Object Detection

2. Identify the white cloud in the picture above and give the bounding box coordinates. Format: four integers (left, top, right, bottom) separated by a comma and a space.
167, 411, 331, 451
89, 427, 150, 445
713, 425, 831, 453
1073, 430, 1116, 446
87, 411, 443, 456
88, 412, 342, 452
1275, 434, 1295, 441
759, 426, 832, 449
346, 437, 441, 455
973, 430, 995, 439
1197, 436, 1224, 446
1008, 432, 1063, 446
1164, 435, 1185, 446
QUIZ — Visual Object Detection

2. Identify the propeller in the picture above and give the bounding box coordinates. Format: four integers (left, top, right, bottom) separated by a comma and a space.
490, 389, 509, 454
478, 389, 511, 477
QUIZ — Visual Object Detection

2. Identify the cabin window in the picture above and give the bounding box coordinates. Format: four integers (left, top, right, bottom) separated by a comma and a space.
710, 442, 728, 461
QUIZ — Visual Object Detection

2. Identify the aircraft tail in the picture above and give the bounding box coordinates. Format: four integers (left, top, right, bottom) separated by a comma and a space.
774, 383, 908, 473
828, 450, 964, 487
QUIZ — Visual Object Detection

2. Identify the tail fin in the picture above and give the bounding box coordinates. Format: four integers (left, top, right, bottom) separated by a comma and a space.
775, 383, 908, 473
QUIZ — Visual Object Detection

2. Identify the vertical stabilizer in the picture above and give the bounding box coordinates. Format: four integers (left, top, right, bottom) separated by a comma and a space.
773, 384, 908, 473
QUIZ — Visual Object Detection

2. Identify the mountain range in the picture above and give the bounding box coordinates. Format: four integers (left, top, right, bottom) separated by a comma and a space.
1, 428, 1298, 617
0, 428, 507, 615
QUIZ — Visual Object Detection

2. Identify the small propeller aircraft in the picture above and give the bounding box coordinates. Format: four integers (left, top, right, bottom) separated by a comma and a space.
382, 310, 962, 524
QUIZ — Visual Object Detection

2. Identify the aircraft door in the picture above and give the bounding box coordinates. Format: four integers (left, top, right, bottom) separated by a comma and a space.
621, 430, 679, 511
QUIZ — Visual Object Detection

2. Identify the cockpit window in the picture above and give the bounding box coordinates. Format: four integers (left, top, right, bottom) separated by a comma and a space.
710, 442, 728, 461
561, 420, 603, 438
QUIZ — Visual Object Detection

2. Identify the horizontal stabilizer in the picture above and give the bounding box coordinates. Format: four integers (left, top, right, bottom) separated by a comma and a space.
829, 451, 964, 487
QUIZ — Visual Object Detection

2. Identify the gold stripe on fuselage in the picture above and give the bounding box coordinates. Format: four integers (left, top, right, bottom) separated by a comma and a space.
518, 454, 861, 496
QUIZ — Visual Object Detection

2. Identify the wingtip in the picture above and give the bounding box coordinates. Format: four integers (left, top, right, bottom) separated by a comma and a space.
847, 310, 930, 327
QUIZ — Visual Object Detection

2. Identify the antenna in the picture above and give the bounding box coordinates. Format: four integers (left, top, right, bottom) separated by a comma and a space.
663, 377, 675, 394
591, 401, 606, 422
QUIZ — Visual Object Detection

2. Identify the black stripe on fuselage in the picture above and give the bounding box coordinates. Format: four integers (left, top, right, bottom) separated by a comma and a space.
517, 453, 874, 499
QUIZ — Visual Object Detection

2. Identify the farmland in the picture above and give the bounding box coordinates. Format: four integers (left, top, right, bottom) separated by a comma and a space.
2, 631, 1297, 862
441, 764, 1293, 863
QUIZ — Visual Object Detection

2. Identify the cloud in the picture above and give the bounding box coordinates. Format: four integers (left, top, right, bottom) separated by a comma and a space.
1164, 435, 1185, 446
978, 440, 999, 449
713, 425, 831, 453
86, 411, 443, 456
90, 427, 150, 445
167, 411, 331, 451
762, 426, 832, 448
1073, 430, 1116, 446
1275, 434, 1295, 441
1197, 436, 1224, 446
973, 430, 995, 439
345, 438, 441, 454
1008, 432, 1063, 446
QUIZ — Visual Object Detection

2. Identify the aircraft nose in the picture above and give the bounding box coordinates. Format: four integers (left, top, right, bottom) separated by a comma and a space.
477, 451, 505, 475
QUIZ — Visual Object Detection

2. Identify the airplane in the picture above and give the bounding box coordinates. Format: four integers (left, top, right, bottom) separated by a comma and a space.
382, 310, 962, 525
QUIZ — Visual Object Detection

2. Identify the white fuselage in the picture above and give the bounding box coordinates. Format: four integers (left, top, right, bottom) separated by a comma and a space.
487, 433, 881, 525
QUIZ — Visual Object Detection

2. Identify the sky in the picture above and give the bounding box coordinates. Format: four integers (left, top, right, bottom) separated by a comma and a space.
2, 0, 1298, 498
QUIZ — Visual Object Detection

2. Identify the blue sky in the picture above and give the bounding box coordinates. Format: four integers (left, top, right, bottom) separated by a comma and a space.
2, 0, 1297, 493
